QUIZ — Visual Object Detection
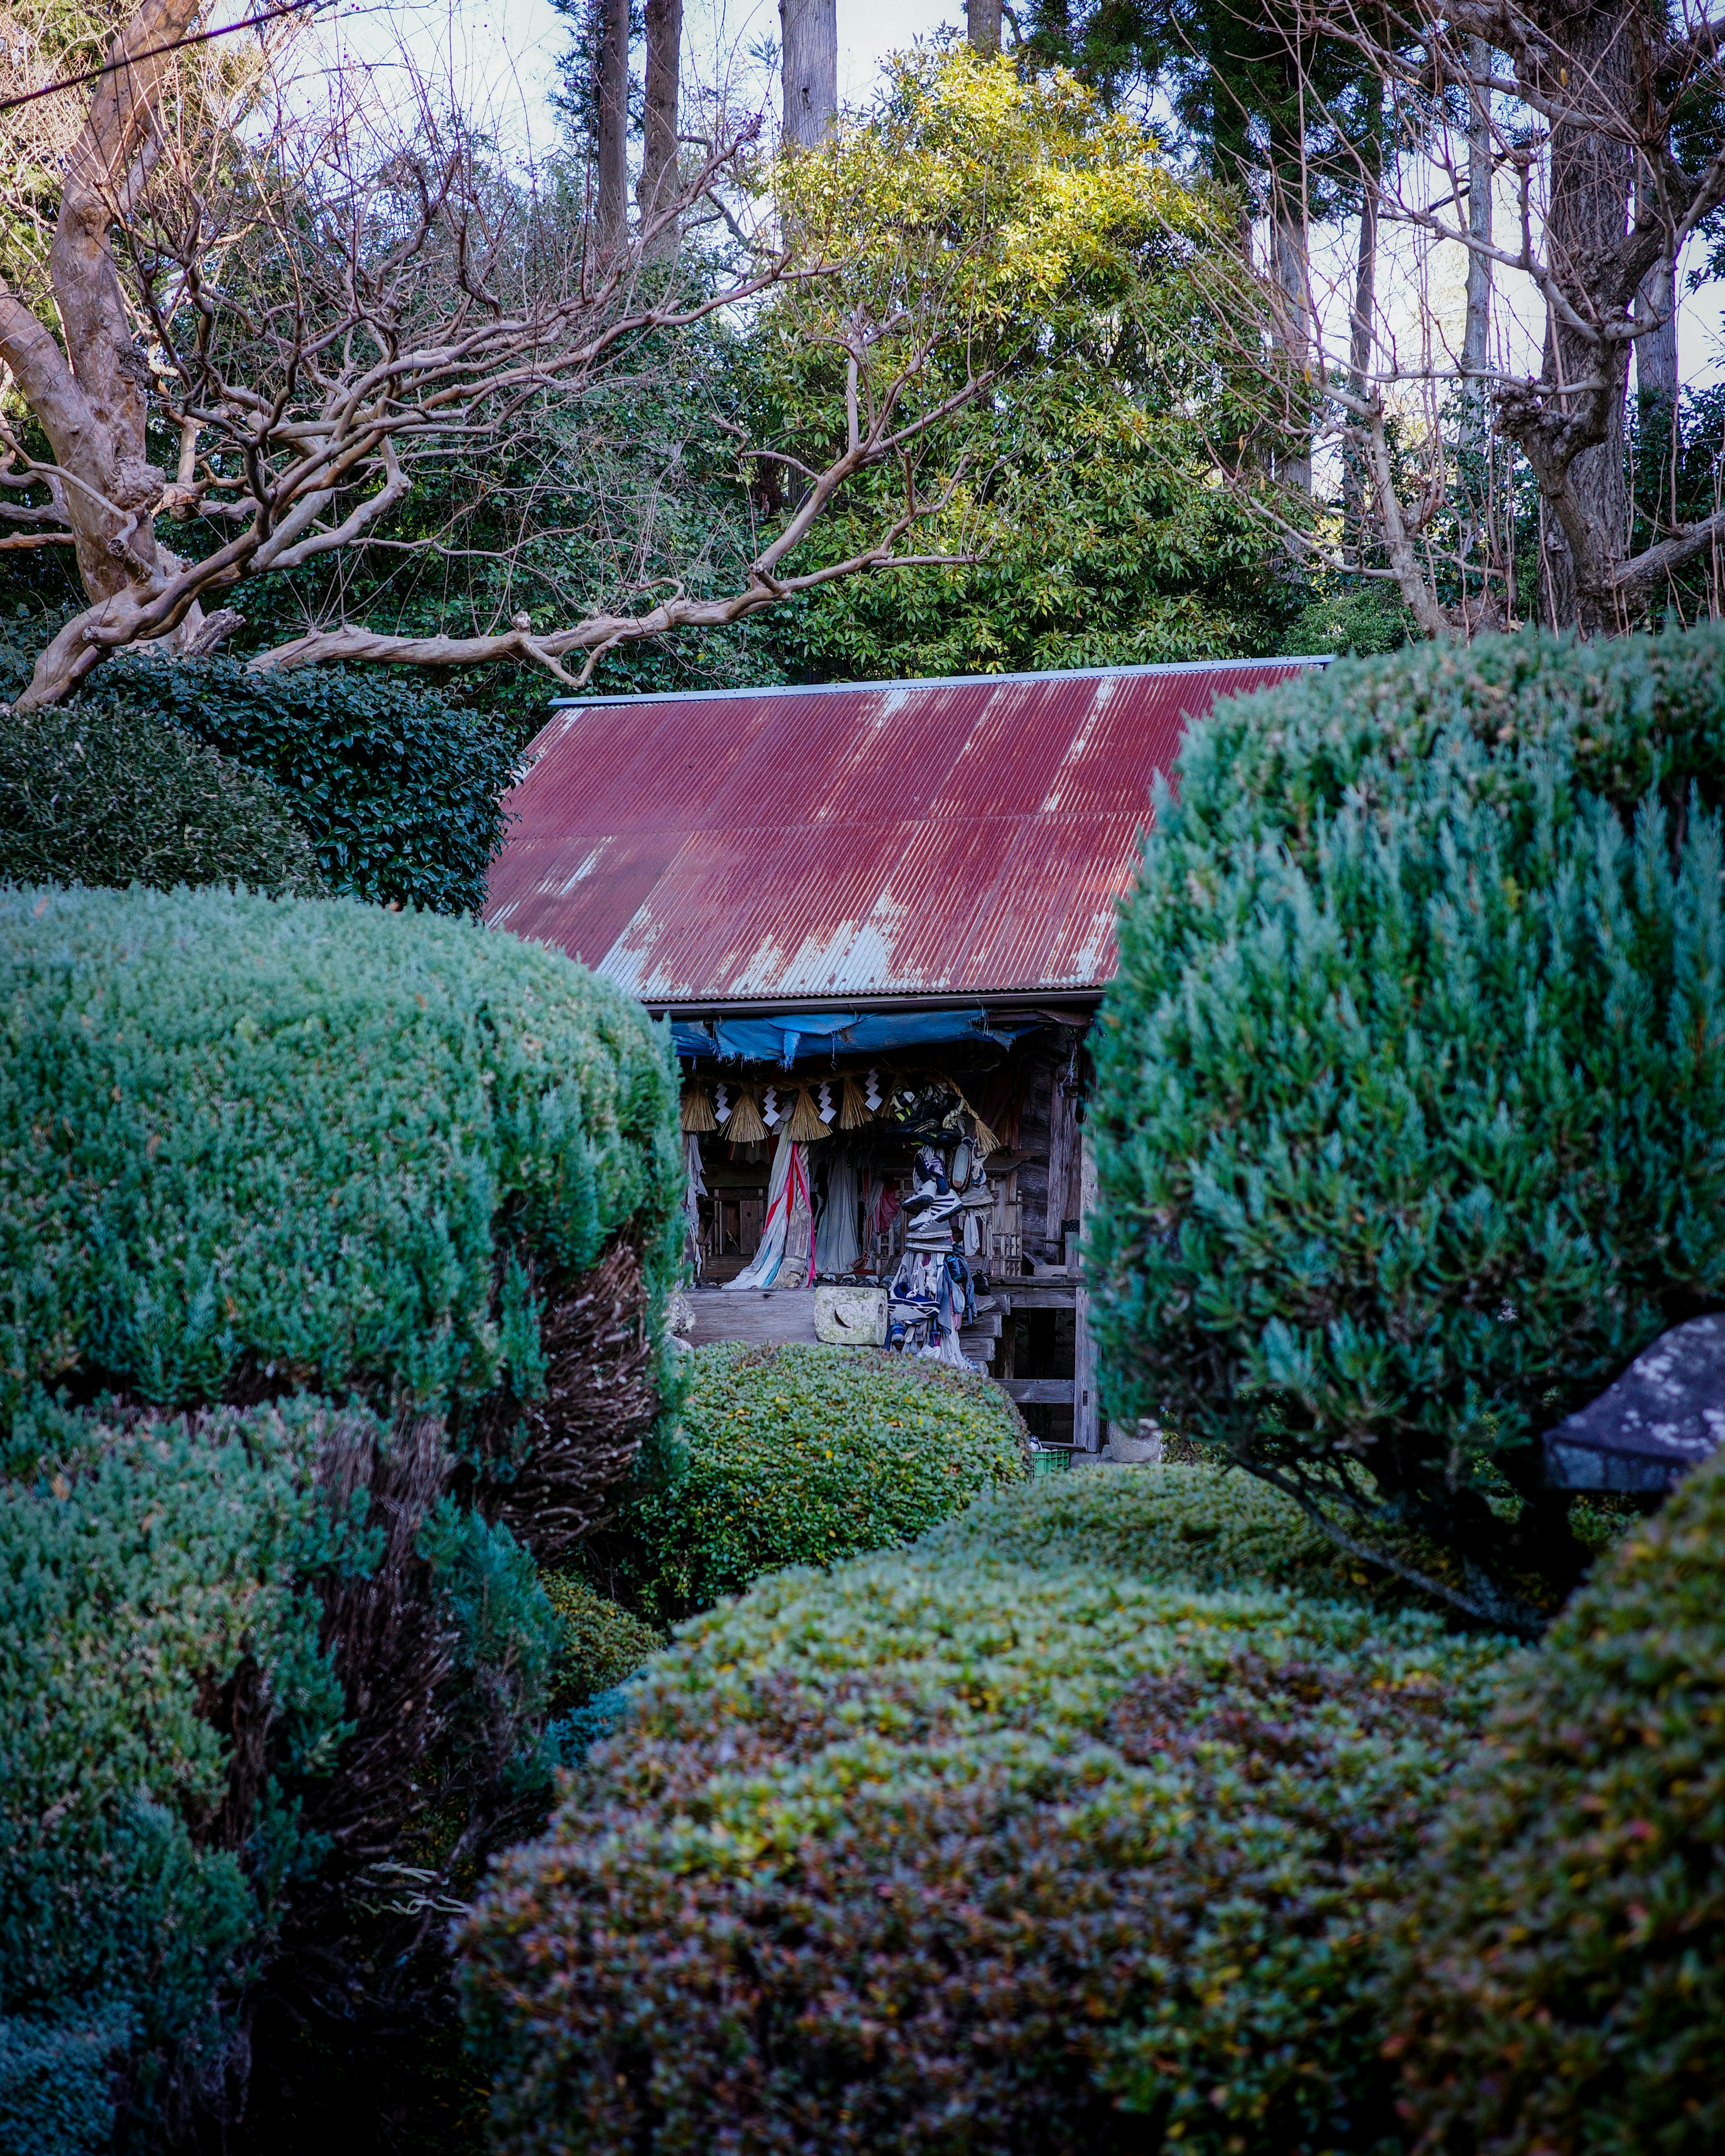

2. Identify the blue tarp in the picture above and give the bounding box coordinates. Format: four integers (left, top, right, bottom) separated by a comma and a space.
671, 1008, 1034, 1066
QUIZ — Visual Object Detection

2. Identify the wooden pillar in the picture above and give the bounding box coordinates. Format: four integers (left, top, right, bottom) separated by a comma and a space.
780, 0, 837, 149
1072, 1129, 1100, 1451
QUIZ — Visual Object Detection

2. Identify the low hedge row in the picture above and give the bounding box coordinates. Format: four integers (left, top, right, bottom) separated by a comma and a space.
1390, 1443, 1725, 2153
585, 1342, 1030, 1619
461, 1467, 1508, 2156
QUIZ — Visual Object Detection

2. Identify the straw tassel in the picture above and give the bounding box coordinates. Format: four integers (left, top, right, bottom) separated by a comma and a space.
727, 1085, 768, 1144
680, 1082, 717, 1133
837, 1074, 873, 1129
783, 1087, 830, 1142
947, 1078, 1001, 1158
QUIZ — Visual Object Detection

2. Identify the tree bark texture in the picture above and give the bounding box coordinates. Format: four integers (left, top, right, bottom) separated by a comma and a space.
1462, 37, 1494, 429
596, 0, 631, 246
638, 0, 682, 246
780, 0, 836, 150
1343, 102, 1380, 560
1271, 194, 1313, 496
1539, 6, 1634, 629
967, 0, 1002, 54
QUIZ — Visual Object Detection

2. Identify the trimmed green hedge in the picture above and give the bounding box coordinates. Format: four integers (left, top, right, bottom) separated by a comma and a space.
540, 1571, 662, 1711
92, 659, 522, 915
0, 698, 323, 898
1390, 1445, 1725, 2153
1089, 626, 1725, 1623
589, 1343, 1029, 1618
0, 884, 679, 1453
461, 1468, 1508, 2155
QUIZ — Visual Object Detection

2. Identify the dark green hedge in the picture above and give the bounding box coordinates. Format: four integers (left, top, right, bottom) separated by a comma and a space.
0, 1391, 565, 2155
1390, 1445, 1725, 2153
587, 1343, 1028, 1619
0, 884, 680, 1471
87, 658, 522, 915
0, 698, 323, 898
461, 1469, 1508, 2156
1089, 626, 1725, 1623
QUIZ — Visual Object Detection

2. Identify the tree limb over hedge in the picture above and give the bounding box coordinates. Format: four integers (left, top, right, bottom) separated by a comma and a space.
0, 3, 1002, 707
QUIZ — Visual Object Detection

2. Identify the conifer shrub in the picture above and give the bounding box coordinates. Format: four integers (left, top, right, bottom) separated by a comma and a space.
0, 884, 681, 1547
1089, 626, 1725, 1626
0, 1393, 564, 2154
0, 697, 323, 898
1389, 1445, 1725, 2154
584, 1343, 1028, 1619
460, 1477, 1508, 2156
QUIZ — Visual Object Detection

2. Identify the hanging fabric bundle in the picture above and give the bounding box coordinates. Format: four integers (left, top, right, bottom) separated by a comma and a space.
837, 1074, 873, 1129
727, 1085, 768, 1144
682, 1131, 707, 1278
783, 1087, 829, 1143
680, 1081, 717, 1133
813, 1146, 862, 1274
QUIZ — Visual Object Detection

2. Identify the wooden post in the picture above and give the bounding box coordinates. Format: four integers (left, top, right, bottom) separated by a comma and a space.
780, 0, 837, 150
595, 0, 631, 247
1072, 1129, 1100, 1452
638, 0, 683, 247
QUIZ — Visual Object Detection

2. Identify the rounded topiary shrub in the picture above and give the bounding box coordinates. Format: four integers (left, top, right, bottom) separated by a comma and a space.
1389, 1446, 1725, 2154
0, 697, 323, 898
588, 1342, 1028, 1617
460, 1477, 1509, 2156
0, 884, 681, 1551
1088, 626, 1725, 1624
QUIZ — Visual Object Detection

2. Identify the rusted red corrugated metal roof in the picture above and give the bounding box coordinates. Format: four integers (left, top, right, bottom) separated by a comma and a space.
484, 661, 1323, 1005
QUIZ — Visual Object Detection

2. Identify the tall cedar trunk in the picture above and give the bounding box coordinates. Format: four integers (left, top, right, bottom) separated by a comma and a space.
1634, 150, 1680, 539
1343, 101, 1380, 561
638, 0, 681, 249
967, 0, 1002, 53
1541, 6, 1634, 629
780, 0, 836, 150
595, 0, 631, 247
1461, 37, 1494, 436
1271, 189, 1313, 497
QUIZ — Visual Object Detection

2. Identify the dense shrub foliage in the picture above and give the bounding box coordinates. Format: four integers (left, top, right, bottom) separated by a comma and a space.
1089, 626, 1725, 1623
0, 1394, 563, 2155
0, 698, 322, 898
462, 1467, 1507, 2156
1390, 1446, 1725, 2153
0, 884, 680, 1486
91, 659, 523, 915
586, 1343, 1028, 1618
540, 1570, 663, 1710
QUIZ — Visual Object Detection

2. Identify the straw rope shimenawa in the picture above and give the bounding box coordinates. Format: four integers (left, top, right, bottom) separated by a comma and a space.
725, 1085, 768, 1144
680, 1082, 717, 1133
782, 1087, 830, 1142
944, 1077, 1001, 1158
837, 1074, 873, 1129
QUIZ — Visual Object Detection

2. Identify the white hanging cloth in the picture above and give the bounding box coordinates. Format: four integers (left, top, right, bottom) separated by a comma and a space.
813, 1147, 862, 1275
683, 1131, 707, 1280
723, 1132, 810, 1292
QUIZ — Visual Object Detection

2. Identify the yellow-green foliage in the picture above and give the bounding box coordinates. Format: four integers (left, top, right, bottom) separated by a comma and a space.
462, 1467, 1509, 2156
597, 1343, 1028, 1619
539, 1571, 662, 1710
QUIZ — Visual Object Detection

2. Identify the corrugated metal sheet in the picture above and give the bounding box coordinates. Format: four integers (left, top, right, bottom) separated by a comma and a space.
484, 660, 1323, 1005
